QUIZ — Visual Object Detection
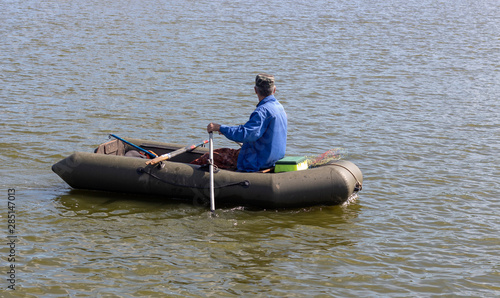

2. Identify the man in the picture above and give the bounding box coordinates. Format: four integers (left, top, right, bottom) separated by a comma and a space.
207, 73, 287, 172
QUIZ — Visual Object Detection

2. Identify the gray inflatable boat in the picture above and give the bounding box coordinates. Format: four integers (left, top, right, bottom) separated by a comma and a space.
52, 138, 363, 208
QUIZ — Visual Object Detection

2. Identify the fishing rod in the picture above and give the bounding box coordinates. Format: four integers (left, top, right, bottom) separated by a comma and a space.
109, 134, 157, 158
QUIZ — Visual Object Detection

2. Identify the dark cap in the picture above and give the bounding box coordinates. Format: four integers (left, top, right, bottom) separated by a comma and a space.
255, 73, 275, 88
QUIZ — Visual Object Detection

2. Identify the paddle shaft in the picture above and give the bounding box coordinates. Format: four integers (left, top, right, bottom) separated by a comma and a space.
145, 140, 209, 165
110, 134, 157, 158
209, 132, 215, 212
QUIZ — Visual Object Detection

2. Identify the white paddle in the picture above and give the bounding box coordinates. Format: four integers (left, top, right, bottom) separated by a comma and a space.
209, 132, 215, 212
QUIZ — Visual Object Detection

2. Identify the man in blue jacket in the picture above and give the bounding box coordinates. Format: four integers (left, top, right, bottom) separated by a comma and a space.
207, 74, 287, 172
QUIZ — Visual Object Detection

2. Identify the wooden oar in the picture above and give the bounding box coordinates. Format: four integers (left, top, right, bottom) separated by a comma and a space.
145, 140, 209, 165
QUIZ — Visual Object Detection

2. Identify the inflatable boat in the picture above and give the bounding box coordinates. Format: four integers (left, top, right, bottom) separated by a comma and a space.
52, 137, 363, 209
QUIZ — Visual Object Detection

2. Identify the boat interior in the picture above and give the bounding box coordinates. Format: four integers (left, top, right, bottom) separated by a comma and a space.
93, 138, 277, 173
94, 139, 206, 164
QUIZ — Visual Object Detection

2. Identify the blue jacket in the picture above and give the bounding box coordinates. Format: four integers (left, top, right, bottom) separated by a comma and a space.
220, 95, 287, 172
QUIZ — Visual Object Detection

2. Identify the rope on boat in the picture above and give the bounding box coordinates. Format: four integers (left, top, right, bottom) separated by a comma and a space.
136, 167, 250, 189
325, 163, 363, 191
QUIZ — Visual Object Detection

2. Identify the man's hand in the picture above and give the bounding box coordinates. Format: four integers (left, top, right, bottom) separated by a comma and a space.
207, 123, 221, 133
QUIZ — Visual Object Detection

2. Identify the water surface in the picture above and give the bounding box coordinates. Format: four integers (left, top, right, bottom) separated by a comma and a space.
1, 0, 499, 296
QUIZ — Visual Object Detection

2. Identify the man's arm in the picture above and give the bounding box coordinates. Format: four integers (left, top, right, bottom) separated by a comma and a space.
219, 110, 269, 143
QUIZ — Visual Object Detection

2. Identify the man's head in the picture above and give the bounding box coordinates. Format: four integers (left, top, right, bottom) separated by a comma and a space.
255, 73, 275, 97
